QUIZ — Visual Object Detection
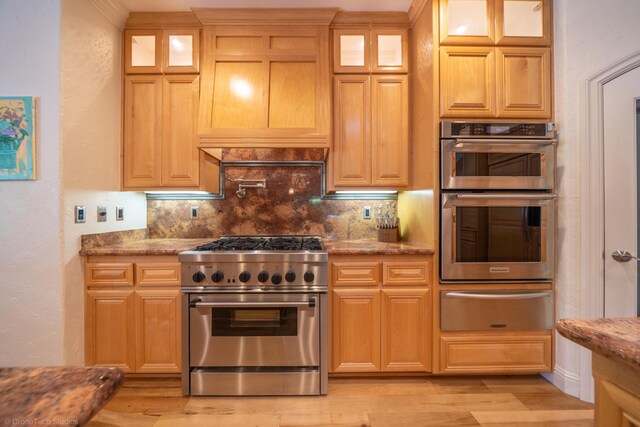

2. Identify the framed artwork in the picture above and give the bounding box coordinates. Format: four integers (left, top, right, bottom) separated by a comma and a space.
0, 96, 35, 180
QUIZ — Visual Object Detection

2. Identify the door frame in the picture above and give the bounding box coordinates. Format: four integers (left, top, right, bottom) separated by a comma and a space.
580, 48, 640, 402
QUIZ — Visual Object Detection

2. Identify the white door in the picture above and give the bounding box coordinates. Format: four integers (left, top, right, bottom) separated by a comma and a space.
603, 65, 640, 317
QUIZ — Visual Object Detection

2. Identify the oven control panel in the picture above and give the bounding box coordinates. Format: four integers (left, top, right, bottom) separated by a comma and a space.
441, 121, 556, 138
181, 262, 328, 290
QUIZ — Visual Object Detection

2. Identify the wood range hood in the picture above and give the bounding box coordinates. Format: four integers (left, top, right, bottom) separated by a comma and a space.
194, 8, 338, 162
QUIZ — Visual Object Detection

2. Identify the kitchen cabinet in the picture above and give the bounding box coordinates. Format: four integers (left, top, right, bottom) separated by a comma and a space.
440, 0, 552, 46
440, 46, 551, 118
124, 28, 200, 74
333, 28, 408, 73
84, 256, 182, 374
330, 256, 432, 373
332, 74, 409, 188
123, 74, 200, 189
439, 331, 552, 374
194, 9, 336, 148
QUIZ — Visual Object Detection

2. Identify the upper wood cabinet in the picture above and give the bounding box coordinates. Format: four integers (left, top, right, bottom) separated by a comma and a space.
440, 46, 551, 118
440, 0, 552, 46
125, 28, 200, 74
332, 74, 409, 188
194, 9, 337, 148
333, 28, 408, 73
123, 74, 200, 189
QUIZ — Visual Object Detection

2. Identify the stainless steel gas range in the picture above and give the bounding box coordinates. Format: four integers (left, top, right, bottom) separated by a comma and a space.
179, 235, 328, 396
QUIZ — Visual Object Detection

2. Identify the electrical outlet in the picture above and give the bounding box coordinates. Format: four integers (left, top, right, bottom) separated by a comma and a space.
190, 206, 199, 220
116, 206, 124, 221
97, 206, 107, 222
363, 206, 371, 220
75, 206, 86, 223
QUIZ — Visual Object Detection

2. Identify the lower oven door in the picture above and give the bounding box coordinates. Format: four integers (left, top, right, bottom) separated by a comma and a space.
441, 193, 556, 281
189, 293, 319, 367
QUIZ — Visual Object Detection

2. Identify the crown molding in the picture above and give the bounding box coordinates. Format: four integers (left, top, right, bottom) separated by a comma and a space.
88, 0, 130, 31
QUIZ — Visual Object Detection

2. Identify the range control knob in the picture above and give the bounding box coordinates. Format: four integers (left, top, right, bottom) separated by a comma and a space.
285, 271, 296, 282
258, 270, 269, 283
304, 271, 315, 283
271, 272, 282, 285
239, 271, 251, 283
211, 271, 224, 283
192, 271, 206, 283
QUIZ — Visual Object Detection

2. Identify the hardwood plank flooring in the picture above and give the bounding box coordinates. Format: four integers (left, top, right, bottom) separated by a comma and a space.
88, 375, 593, 427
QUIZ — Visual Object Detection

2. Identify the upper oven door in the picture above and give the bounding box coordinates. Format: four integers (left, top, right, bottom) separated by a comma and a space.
189, 293, 320, 367
441, 193, 556, 282
441, 138, 557, 190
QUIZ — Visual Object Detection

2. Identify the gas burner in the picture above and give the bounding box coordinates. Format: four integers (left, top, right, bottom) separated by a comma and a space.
194, 235, 323, 252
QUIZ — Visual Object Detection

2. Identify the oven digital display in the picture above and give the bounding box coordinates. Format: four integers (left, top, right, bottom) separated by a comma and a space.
450, 122, 548, 137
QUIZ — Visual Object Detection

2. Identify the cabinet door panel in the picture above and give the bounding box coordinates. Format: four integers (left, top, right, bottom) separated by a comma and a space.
495, 0, 552, 46
496, 47, 551, 118
440, 47, 496, 117
136, 262, 181, 287
333, 29, 371, 73
372, 29, 408, 73
123, 76, 163, 188
125, 30, 162, 74
163, 28, 200, 73
371, 75, 409, 186
211, 61, 264, 129
440, 0, 496, 45
135, 290, 181, 373
332, 289, 380, 372
269, 62, 316, 128
332, 262, 380, 286
85, 290, 135, 372
381, 289, 431, 372
162, 75, 200, 187
333, 75, 371, 186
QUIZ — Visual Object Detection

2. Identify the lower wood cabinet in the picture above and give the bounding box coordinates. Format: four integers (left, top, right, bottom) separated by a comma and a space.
593, 353, 640, 426
84, 256, 181, 374
439, 332, 552, 374
330, 256, 433, 373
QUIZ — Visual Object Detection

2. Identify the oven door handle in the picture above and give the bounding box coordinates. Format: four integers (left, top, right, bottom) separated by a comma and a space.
449, 194, 557, 201
452, 138, 557, 147
444, 291, 552, 300
191, 299, 316, 309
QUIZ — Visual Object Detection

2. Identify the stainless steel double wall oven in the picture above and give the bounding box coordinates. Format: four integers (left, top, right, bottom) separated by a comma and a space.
440, 121, 558, 282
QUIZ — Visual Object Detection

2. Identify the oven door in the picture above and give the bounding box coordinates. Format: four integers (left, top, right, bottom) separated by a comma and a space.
189, 293, 319, 367
441, 193, 556, 281
441, 138, 556, 190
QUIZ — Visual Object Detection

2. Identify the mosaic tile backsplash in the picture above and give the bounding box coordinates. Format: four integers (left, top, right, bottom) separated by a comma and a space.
147, 166, 382, 240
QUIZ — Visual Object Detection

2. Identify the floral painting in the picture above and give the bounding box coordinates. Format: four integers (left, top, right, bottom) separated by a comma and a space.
0, 96, 35, 180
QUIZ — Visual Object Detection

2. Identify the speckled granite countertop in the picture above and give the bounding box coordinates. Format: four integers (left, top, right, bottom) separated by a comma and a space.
80, 237, 434, 256
80, 238, 212, 256
0, 366, 123, 426
556, 318, 640, 372
324, 239, 434, 255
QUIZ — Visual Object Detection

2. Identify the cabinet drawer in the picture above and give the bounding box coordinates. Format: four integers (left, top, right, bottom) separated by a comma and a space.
85, 263, 134, 286
332, 262, 380, 286
440, 333, 552, 374
136, 263, 180, 286
383, 261, 432, 285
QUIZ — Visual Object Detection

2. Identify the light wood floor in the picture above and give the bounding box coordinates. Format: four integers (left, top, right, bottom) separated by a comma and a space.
88, 375, 593, 427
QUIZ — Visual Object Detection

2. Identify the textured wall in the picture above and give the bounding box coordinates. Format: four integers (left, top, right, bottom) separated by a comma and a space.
0, 1, 64, 365
148, 166, 382, 240
553, 0, 640, 398
61, 0, 147, 365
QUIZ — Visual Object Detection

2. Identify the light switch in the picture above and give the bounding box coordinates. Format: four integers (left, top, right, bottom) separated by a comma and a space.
116, 206, 124, 221
97, 206, 107, 222
75, 206, 86, 223
363, 206, 371, 219
190, 206, 199, 220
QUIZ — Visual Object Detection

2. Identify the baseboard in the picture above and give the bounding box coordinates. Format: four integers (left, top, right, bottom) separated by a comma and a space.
543, 365, 581, 398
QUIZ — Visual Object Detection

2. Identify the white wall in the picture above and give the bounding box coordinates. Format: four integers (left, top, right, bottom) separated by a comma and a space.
60, 0, 146, 365
0, 0, 146, 366
0, 1, 64, 366
553, 0, 640, 399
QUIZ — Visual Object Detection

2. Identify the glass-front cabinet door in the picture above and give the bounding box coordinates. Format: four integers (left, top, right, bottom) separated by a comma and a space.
333, 29, 408, 73
125, 28, 199, 74
495, 0, 551, 46
440, 0, 495, 45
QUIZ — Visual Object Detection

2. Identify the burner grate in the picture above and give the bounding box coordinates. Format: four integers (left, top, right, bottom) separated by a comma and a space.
194, 236, 323, 252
